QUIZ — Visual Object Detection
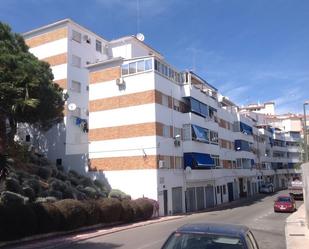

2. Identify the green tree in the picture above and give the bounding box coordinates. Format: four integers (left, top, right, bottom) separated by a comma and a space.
0, 22, 64, 154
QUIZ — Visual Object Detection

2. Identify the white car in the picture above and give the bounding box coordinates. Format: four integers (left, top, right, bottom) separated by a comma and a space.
259, 183, 274, 193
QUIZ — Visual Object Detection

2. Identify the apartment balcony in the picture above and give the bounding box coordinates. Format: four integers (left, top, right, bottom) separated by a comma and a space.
183, 112, 219, 131
286, 146, 300, 153
182, 84, 218, 109
272, 145, 288, 152
182, 140, 219, 155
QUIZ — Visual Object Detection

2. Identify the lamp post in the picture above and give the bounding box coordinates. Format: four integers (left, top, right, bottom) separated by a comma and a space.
304, 101, 309, 162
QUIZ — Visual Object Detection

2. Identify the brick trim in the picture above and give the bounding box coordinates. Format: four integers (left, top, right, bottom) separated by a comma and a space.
42, 53, 67, 66
89, 67, 121, 84
89, 155, 158, 171
89, 122, 164, 141
25, 27, 68, 48
89, 90, 160, 112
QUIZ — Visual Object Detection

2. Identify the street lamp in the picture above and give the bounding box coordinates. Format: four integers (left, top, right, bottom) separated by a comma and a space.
303, 101, 309, 162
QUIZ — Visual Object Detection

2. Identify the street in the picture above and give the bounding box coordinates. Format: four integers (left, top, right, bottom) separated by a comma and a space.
58, 190, 301, 249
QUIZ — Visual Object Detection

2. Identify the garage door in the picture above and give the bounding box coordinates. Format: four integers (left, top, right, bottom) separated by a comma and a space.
205, 186, 215, 208
196, 186, 205, 210
186, 187, 196, 212
172, 187, 183, 214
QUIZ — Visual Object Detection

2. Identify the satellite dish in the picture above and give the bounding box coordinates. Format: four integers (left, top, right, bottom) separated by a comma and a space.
68, 103, 77, 111
136, 33, 145, 41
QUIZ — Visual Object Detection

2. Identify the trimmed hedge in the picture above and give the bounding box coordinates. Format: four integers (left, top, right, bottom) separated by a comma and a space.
96, 198, 123, 223
54, 199, 88, 231
0, 197, 155, 242
31, 202, 64, 233
0, 203, 38, 241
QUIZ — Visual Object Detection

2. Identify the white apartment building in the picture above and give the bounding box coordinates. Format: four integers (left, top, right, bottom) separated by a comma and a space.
20, 19, 301, 215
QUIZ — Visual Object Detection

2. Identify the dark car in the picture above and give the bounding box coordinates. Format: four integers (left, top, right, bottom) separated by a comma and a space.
161, 223, 259, 249
274, 195, 296, 213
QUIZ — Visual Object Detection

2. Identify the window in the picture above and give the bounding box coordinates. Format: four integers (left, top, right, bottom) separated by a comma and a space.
174, 127, 182, 139
96, 40, 102, 52
137, 60, 144, 72
72, 55, 81, 68
163, 125, 171, 137
129, 62, 136, 74
162, 94, 169, 107
71, 80, 81, 93
175, 157, 183, 169
212, 155, 220, 167
145, 59, 152, 70
209, 130, 218, 144
192, 125, 209, 143
25, 134, 31, 142
173, 99, 180, 111
121, 64, 129, 75
223, 185, 226, 195
72, 30, 81, 43
56, 158, 62, 166
217, 186, 220, 193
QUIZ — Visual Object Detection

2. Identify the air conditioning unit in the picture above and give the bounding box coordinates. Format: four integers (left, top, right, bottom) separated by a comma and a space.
174, 140, 181, 147
116, 78, 125, 85
159, 160, 166, 169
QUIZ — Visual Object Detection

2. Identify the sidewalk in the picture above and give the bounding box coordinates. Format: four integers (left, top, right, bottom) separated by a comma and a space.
285, 204, 309, 249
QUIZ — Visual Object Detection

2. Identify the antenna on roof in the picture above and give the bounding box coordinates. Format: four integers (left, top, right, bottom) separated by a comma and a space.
136, 0, 140, 33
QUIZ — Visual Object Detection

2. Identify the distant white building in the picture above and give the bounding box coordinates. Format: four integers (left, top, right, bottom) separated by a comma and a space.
20, 19, 302, 215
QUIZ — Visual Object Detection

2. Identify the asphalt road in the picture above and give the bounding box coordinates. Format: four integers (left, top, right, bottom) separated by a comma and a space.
60, 190, 302, 249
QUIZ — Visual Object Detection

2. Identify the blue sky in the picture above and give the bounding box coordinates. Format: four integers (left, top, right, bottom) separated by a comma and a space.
1, 0, 308, 114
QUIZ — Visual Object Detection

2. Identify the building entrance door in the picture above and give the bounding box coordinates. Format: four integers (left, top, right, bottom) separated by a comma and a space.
163, 190, 168, 216
227, 182, 234, 202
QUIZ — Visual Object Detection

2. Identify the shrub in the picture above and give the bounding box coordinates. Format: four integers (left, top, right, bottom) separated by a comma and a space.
82, 200, 102, 226
0, 203, 38, 241
79, 177, 94, 188
54, 199, 88, 231
130, 200, 143, 221
22, 186, 36, 201
62, 186, 75, 199
37, 166, 52, 180
35, 197, 57, 203
96, 198, 123, 223
23, 178, 41, 196
5, 177, 23, 194
120, 200, 135, 222
30, 202, 64, 234
83, 186, 97, 199
108, 189, 131, 200
55, 171, 67, 181
135, 198, 154, 220
0, 191, 29, 205
42, 190, 63, 200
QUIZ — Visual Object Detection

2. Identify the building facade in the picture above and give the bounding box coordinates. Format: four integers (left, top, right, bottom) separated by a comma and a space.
20, 19, 302, 216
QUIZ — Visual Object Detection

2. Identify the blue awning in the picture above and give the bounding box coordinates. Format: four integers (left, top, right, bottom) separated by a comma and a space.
240, 122, 253, 135
184, 153, 214, 169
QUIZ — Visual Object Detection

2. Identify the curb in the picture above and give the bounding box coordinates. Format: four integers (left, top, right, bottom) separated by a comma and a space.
0, 216, 184, 249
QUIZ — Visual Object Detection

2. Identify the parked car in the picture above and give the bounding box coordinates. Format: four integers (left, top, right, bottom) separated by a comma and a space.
161, 223, 259, 249
259, 183, 274, 194
274, 195, 296, 213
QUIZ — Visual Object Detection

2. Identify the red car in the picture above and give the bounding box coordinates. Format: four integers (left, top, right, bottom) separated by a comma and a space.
274, 195, 296, 213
